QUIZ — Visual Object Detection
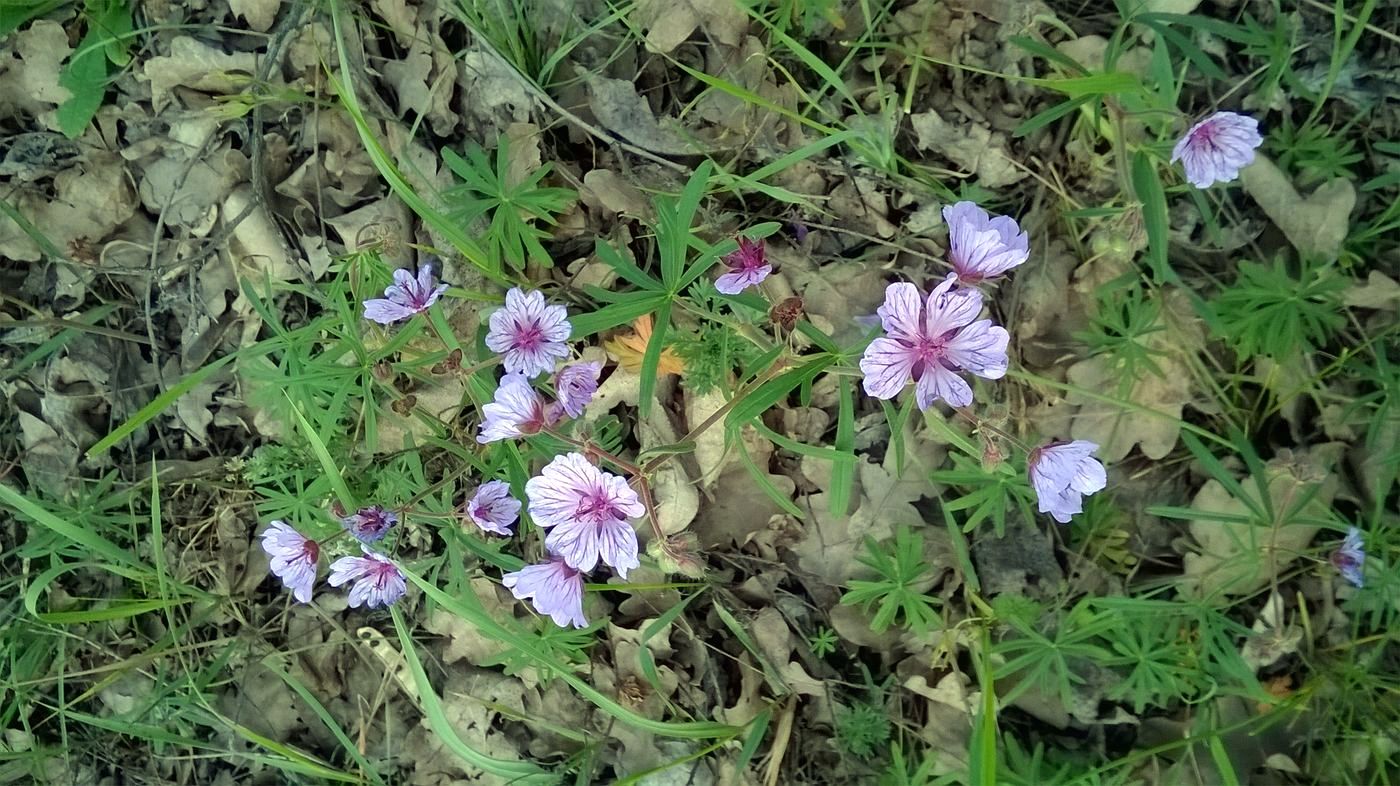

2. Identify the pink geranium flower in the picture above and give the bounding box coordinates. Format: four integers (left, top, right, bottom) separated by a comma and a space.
525, 452, 643, 577
553, 361, 602, 418
503, 554, 587, 628
484, 288, 572, 379
260, 521, 319, 603
715, 238, 771, 295
1027, 440, 1107, 524
858, 277, 1010, 410
465, 480, 520, 536
1171, 111, 1262, 188
477, 373, 550, 443
327, 547, 407, 608
362, 263, 449, 324
943, 201, 1029, 284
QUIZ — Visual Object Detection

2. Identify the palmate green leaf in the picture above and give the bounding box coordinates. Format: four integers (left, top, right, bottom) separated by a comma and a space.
442, 136, 575, 271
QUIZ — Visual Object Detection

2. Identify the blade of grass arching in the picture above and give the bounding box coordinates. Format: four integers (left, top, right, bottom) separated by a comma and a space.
967, 626, 998, 786
390, 608, 555, 782
750, 15, 857, 111
734, 706, 772, 772
941, 503, 979, 592
726, 355, 836, 427
595, 237, 664, 291
749, 421, 852, 515
637, 299, 671, 418
830, 376, 856, 517
86, 353, 238, 456
1207, 734, 1242, 786
327, 2, 510, 286
0, 196, 68, 260
674, 62, 838, 137
398, 570, 741, 739
570, 294, 669, 342
1, 303, 122, 383
1179, 432, 1265, 521
1010, 35, 1089, 74
1130, 151, 1176, 284
286, 394, 356, 513
24, 563, 181, 623
718, 130, 858, 195
1014, 95, 1093, 138
0, 485, 140, 569
264, 659, 387, 786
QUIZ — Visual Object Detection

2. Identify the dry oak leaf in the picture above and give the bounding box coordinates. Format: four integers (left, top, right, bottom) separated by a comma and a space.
1240, 154, 1354, 262
604, 314, 685, 375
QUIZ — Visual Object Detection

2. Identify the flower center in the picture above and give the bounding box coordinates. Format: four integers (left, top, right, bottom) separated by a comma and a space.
1190, 121, 1220, 150
907, 332, 955, 378
575, 491, 620, 524
514, 320, 544, 350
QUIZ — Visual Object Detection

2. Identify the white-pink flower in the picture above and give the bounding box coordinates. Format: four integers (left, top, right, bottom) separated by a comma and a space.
484, 288, 572, 379
1170, 111, 1262, 188
260, 521, 319, 603
477, 373, 550, 443
715, 238, 771, 295
553, 361, 602, 418
362, 263, 449, 324
503, 555, 587, 628
858, 277, 1010, 410
943, 201, 1029, 284
525, 453, 643, 578
1027, 440, 1107, 524
327, 547, 407, 608
465, 479, 520, 536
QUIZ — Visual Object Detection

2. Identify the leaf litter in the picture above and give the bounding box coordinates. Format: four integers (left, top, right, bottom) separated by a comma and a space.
1, 1, 1397, 784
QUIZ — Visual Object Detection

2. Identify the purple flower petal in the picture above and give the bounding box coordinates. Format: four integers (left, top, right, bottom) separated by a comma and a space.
484, 288, 572, 379
1170, 111, 1262, 188
503, 555, 587, 628
466, 480, 521, 536
260, 521, 319, 603
554, 361, 602, 418
477, 373, 549, 443
1330, 527, 1365, 588
943, 201, 1029, 284
362, 262, 448, 324
525, 452, 643, 577
714, 238, 771, 295
341, 505, 398, 544
327, 547, 406, 608
1028, 441, 1106, 524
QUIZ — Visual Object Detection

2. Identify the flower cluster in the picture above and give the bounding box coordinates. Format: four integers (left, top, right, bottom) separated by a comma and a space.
260, 508, 407, 608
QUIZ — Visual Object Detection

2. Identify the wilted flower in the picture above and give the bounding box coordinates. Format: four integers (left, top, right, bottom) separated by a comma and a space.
327, 547, 407, 608
484, 288, 572, 379
1028, 440, 1107, 524
715, 238, 772, 295
770, 296, 804, 332
554, 361, 602, 419
943, 201, 1029, 284
478, 373, 550, 443
1330, 527, 1365, 588
525, 452, 643, 577
341, 505, 398, 544
362, 263, 449, 324
859, 278, 1010, 410
1171, 111, 1262, 188
503, 554, 587, 628
465, 480, 520, 536
260, 521, 319, 603
603, 314, 685, 375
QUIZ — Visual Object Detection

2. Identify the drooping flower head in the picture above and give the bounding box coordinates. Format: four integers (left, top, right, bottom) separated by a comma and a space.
485, 288, 572, 379
715, 237, 772, 295
1170, 111, 1262, 189
943, 201, 1029, 284
503, 554, 587, 628
478, 373, 550, 443
465, 479, 521, 536
1028, 440, 1107, 524
341, 505, 398, 544
859, 277, 1010, 410
260, 521, 319, 603
327, 547, 407, 608
525, 452, 643, 577
554, 361, 602, 419
1330, 527, 1365, 588
362, 263, 450, 324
